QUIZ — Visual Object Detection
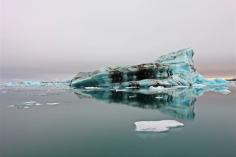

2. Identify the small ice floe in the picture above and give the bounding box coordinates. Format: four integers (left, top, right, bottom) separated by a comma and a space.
23, 106, 30, 109
134, 120, 184, 132
35, 103, 42, 106
23, 101, 38, 106
8, 101, 43, 109
46, 102, 59, 106
24, 101, 37, 104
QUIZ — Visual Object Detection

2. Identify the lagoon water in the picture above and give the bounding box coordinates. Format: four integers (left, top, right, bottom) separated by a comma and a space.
0, 82, 235, 157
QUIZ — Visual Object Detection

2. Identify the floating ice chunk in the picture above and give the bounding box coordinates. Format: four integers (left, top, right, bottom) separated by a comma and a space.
24, 101, 37, 104
134, 120, 184, 132
46, 102, 59, 105
35, 103, 42, 106
8, 101, 43, 109
71, 48, 228, 89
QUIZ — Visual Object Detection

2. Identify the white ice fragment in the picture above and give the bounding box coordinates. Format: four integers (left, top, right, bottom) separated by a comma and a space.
24, 101, 36, 104
134, 120, 184, 132
24, 106, 30, 109
155, 96, 163, 99
46, 102, 59, 105
35, 103, 42, 106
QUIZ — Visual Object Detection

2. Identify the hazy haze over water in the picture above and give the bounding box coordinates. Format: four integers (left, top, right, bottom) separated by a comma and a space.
0, 0, 236, 81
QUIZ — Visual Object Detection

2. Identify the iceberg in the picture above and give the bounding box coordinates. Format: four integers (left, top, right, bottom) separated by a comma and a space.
70, 48, 228, 89
134, 120, 184, 132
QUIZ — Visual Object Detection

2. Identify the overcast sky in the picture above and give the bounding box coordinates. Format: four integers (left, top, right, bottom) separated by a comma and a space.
1, 0, 236, 80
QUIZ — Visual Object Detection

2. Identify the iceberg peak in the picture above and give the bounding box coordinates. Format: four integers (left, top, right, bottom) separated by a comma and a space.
156, 48, 194, 65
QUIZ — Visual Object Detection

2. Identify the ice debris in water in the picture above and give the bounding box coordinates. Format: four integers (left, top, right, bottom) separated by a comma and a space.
0, 80, 70, 88
46, 102, 59, 105
8, 101, 59, 109
70, 48, 228, 89
3, 81, 42, 87
8, 101, 42, 109
134, 120, 184, 132
24, 101, 37, 104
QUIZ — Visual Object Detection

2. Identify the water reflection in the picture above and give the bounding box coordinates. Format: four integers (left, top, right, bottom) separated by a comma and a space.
74, 86, 230, 120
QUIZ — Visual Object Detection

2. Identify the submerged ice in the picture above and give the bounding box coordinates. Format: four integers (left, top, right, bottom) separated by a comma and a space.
70, 48, 228, 89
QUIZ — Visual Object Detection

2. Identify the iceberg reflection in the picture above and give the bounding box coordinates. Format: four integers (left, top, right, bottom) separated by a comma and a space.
74, 86, 230, 120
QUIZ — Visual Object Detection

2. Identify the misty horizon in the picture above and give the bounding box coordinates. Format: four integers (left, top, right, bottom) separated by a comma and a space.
1, 0, 236, 81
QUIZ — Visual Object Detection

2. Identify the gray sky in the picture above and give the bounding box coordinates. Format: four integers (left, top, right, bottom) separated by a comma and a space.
1, 0, 236, 80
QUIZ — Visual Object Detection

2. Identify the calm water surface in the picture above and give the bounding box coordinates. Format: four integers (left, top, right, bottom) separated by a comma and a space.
0, 83, 235, 157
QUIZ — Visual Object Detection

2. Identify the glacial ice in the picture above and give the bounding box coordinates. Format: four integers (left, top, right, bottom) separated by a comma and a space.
134, 120, 184, 132
71, 48, 232, 120
0, 48, 230, 90
0, 80, 70, 88
70, 48, 228, 89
